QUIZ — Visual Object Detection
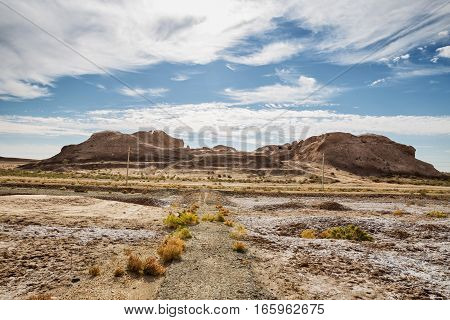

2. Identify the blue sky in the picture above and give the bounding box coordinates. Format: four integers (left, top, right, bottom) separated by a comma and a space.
0, 0, 449, 171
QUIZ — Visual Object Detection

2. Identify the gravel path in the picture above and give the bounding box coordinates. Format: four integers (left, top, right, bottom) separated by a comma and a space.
157, 191, 273, 300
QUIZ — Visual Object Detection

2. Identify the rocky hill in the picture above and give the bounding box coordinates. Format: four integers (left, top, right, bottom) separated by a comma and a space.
21, 130, 441, 177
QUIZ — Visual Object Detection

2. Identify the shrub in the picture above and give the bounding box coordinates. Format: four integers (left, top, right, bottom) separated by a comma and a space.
232, 241, 247, 253
215, 213, 225, 222
300, 229, 316, 239
392, 209, 406, 216
127, 254, 143, 274
201, 213, 216, 222
316, 201, 348, 211
173, 226, 192, 239
114, 267, 125, 277
426, 210, 448, 218
224, 220, 234, 227
179, 211, 199, 225
320, 225, 373, 241
143, 257, 166, 276
230, 224, 247, 239
88, 265, 100, 277
163, 213, 181, 228
157, 237, 185, 263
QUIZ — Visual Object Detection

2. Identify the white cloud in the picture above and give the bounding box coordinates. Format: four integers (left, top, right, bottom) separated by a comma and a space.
118, 87, 169, 97
1, 0, 449, 99
224, 41, 303, 66
369, 78, 386, 87
170, 74, 190, 81
223, 75, 339, 105
438, 30, 448, 37
2, 103, 449, 144
225, 64, 236, 71
436, 45, 450, 58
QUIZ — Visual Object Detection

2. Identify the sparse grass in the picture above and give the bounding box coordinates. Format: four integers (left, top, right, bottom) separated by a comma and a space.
88, 265, 100, 277
224, 219, 234, 227
392, 209, 406, 216
320, 224, 373, 241
299, 229, 316, 239
426, 210, 448, 218
172, 226, 192, 239
157, 236, 185, 263
114, 267, 125, 277
27, 293, 52, 300
143, 257, 166, 276
163, 211, 199, 228
232, 241, 247, 253
201, 213, 216, 222
229, 224, 247, 239
127, 254, 143, 274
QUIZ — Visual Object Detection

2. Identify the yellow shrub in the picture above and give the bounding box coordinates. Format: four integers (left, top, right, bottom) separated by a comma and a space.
201, 213, 216, 222
157, 236, 185, 263
88, 265, 100, 277
224, 220, 234, 227
173, 226, 192, 239
300, 229, 316, 239
232, 241, 247, 253
230, 224, 247, 239
426, 210, 448, 218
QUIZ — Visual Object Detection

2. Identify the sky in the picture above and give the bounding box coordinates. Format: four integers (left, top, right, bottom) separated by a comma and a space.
0, 0, 449, 171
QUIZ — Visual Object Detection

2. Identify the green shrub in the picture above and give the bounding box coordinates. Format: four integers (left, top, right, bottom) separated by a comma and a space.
320, 225, 373, 241
201, 213, 216, 222
173, 226, 192, 239
426, 210, 448, 218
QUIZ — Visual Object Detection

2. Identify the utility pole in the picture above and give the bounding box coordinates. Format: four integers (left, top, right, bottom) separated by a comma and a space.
126, 146, 130, 186
321, 152, 325, 191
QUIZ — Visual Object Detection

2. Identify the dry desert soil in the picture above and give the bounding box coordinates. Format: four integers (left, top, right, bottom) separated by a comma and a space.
0, 185, 449, 300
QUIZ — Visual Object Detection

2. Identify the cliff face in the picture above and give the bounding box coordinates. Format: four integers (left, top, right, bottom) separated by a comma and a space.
21, 130, 441, 177
291, 132, 440, 177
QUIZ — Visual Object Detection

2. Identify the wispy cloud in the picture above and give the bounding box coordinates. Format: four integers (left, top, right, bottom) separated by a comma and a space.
223, 75, 340, 105
170, 74, 190, 81
118, 87, 169, 97
369, 78, 386, 87
225, 41, 303, 66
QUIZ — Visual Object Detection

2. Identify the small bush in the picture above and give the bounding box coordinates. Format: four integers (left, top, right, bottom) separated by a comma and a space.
392, 209, 406, 216
127, 254, 143, 274
201, 213, 216, 222
316, 201, 348, 211
320, 225, 373, 241
300, 229, 316, 239
173, 226, 192, 239
88, 265, 100, 277
230, 224, 247, 239
224, 220, 234, 227
215, 213, 225, 222
157, 237, 185, 263
426, 210, 448, 218
179, 211, 199, 225
114, 267, 125, 277
232, 241, 247, 253
163, 213, 181, 228
143, 257, 166, 276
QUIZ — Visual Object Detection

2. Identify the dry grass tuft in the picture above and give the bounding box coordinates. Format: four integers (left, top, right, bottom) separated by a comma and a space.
201, 213, 216, 222
127, 254, 143, 274
232, 241, 247, 253
173, 226, 192, 239
229, 224, 247, 239
392, 209, 406, 216
157, 236, 185, 263
143, 257, 166, 276
215, 213, 225, 222
224, 219, 234, 227
114, 267, 125, 277
426, 210, 448, 218
299, 229, 316, 239
88, 265, 100, 277
164, 211, 199, 228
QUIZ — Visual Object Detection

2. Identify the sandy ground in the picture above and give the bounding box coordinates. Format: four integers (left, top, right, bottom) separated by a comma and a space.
0, 188, 448, 300
228, 195, 450, 299
0, 194, 169, 299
